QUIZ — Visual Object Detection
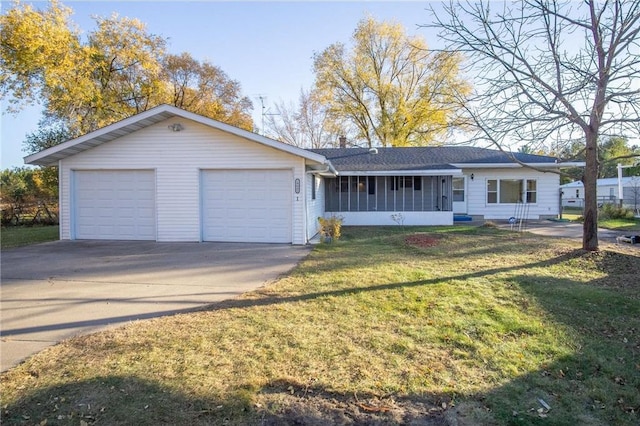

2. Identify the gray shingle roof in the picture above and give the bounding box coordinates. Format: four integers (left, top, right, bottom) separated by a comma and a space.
309, 146, 557, 172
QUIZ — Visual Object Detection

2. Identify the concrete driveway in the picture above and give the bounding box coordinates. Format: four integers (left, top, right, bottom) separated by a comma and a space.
1, 240, 311, 372
509, 220, 632, 244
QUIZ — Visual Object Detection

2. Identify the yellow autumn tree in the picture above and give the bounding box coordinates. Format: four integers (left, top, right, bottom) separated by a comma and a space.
1, 0, 254, 138
313, 17, 470, 147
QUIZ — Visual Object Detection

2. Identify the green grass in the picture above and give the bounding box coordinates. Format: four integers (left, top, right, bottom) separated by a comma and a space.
562, 208, 640, 232
0, 225, 59, 249
598, 217, 640, 232
1, 226, 639, 425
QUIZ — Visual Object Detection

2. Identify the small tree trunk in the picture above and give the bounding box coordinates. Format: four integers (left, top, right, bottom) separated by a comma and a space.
582, 132, 599, 251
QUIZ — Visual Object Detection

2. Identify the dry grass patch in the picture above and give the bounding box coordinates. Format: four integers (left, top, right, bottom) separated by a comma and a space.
1, 226, 639, 425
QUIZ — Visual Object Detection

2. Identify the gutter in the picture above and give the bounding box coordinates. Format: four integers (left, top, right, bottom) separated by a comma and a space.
306, 160, 338, 176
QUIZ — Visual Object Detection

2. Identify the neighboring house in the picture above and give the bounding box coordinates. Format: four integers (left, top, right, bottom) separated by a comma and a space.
25, 105, 581, 244
561, 177, 640, 210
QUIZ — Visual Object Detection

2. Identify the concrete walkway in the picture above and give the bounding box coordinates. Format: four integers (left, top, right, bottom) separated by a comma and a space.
1, 240, 311, 372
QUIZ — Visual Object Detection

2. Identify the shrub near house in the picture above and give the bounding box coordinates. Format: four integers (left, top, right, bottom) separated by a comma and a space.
0, 168, 58, 226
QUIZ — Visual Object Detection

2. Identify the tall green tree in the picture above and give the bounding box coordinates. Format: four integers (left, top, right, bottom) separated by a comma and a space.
431, 0, 640, 251
313, 17, 470, 148
598, 137, 640, 178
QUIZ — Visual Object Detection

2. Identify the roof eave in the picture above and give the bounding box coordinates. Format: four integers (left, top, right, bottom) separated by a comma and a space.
451, 162, 584, 169
336, 169, 463, 176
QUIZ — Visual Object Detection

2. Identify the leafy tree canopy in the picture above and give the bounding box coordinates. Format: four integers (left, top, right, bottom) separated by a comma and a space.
1, 0, 253, 146
313, 16, 470, 148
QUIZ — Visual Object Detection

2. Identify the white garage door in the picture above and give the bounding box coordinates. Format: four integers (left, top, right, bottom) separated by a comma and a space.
74, 170, 156, 240
201, 170, 292, 243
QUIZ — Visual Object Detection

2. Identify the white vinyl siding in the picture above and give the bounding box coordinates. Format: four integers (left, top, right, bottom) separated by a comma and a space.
74, 170, 156, 240
465, 169, 559, 219
59, 118, 306, 243
306, 173, 325, 240
201, 170, 292, 243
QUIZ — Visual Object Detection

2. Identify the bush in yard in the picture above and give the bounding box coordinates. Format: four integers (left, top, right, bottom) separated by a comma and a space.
600, 203, 635, 220
317, 216, 343, 242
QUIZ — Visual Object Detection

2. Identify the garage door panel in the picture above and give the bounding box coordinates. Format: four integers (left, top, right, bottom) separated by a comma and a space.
74, 170, 156, 240
201, 170, 292, 243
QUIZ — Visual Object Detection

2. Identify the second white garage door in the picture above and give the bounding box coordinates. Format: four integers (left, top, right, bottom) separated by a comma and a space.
201, 170, 293, 243
74, 170, 156, 240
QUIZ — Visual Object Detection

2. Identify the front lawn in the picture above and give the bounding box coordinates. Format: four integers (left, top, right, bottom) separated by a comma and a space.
0, 225, 59, 249
1, 226, 639, 425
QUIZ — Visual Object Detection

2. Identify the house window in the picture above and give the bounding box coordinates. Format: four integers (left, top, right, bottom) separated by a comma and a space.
311, 175, 316, 200
453, 177, 465, 202
526, 180, 537, 203
487, 180, 498, 203
575, 189, 579, 198
487, 179, 538, 204
500, 179, 522, 203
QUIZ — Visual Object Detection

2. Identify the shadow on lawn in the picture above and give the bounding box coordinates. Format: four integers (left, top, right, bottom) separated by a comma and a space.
451, 254, 640, 425
3, 246, 638, 425
203, 249, 589, 313
202, 247, 639, 425
1, 375, 259, 426
1, 376, 453, 426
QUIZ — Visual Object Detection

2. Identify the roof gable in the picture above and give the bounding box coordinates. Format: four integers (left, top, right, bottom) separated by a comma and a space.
25, 104, 328, 166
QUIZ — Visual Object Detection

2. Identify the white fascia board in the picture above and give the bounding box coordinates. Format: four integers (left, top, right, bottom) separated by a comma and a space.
25, 105, 175, 166
450, 162, 584, 169
337, 169, 463, 176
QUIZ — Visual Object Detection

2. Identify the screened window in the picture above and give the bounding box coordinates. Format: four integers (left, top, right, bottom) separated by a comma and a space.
414, 177, 422, 191
351, 176, 366, 192
368, 176, 376, 195
338, 176, 349, 192
390, 176, 420, 190
311, 175, 316, 200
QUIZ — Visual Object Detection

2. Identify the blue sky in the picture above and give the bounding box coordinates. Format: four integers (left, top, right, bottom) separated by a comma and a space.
0, 1, 446, 169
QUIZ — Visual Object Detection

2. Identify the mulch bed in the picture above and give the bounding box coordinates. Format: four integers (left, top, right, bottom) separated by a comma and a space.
405, 234, 441, 248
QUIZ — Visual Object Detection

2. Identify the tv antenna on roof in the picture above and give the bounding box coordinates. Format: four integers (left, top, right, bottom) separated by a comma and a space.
256, 95, 279, 136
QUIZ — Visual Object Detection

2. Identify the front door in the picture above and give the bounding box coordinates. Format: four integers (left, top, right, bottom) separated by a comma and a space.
452, 177, 467, 214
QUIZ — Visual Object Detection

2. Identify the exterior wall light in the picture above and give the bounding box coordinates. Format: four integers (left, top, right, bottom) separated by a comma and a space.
168, 123, 183, 132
